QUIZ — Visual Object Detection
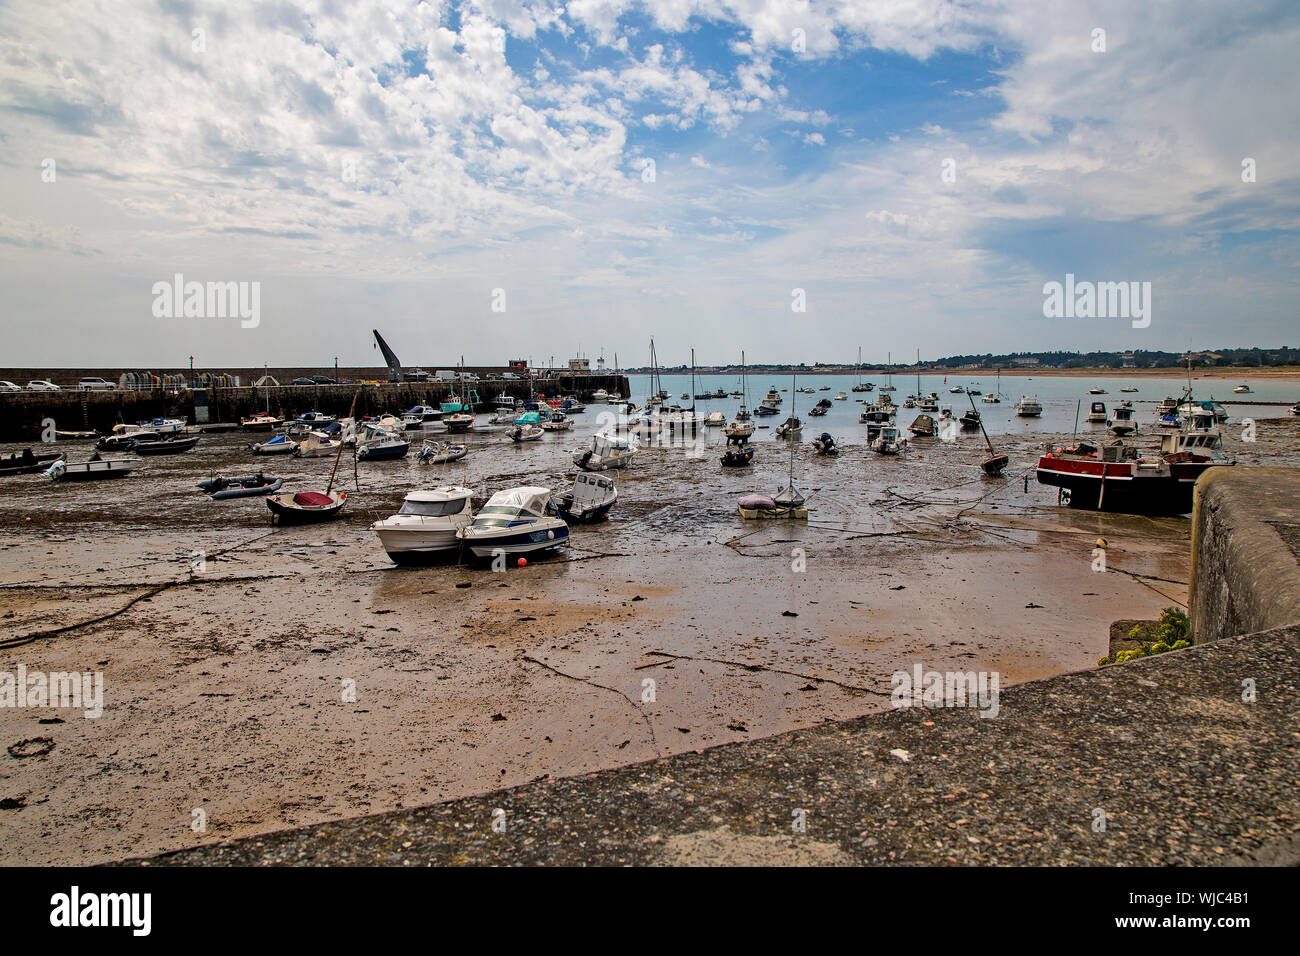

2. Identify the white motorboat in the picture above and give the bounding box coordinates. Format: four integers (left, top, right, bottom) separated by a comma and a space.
1233, 384, 1252, 394
871, 424, 904, 455
834, 391, 847, 401
509, 424, 544, 442
401, 405, 443, 429
44, 454, 143, 481
723, 420, 755, 441
241, 414, 283, 431
356, 428, 411, 461
1108, 404, 1138, 436
705, 411, 726, 427
98, 425, 160, 451
555, 473, 617, 523
1086, 402, 1108, 424
574, 430, 635, 470
139, 417, 187, 435
1089, 387, 1107, 395
373, 487, 474, 563
250, 434, 298, 455
1015, 396, 1043, 417
590, 389, 610, 403
458, 487, 570, 557
294, 430, 341, 458
541, 413, 574, 431
763, 387, 782, 405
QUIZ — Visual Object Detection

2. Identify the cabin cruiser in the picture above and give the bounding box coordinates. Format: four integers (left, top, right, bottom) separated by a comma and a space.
139, 417, 187, 435
99, 424, 160, 450
540, 412, 573, 432
1108, 403, 1138, 436
574, 430, 635, 470
590, 389, 611, 403
1086, 402, 1108, 424
1233, 384, 1252, 394
763, 387, 782, 405
458, 487, 569, 557
251, 434, 298, 455
356, 425, 411, 461
444, 412, 474, 434
861, 406, 894, 438
755, 400, 780, 416
401, 405, 443, 429
834, 391, 847, 401
908, 413, 937, 437
1177, 399, 1228, 424
1165, 410, 1223, 451
724, 420, 755, 441
372, 487, 474, 563
289, 411, 334, 429
871, 424, 903, 455
1015, 395, 1043, 417
775, 416, 802, 439
918, 393, 939, 412
555, 473, 617, 523
294, 430, 341, 458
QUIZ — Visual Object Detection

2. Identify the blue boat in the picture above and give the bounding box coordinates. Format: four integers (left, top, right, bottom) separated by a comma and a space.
458, 487, 569, 557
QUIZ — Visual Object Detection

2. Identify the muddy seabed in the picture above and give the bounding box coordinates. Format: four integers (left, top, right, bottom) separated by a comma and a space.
1, 416, 1295, 864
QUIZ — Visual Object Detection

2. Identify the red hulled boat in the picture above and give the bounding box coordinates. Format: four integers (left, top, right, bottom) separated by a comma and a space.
1035, 439, 1232, 515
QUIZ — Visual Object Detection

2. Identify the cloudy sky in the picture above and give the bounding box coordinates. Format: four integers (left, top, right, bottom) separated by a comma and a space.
1, 0, 1297, 369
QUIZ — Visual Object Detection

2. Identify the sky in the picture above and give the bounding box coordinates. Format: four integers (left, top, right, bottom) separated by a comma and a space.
1, 0, 1297, 370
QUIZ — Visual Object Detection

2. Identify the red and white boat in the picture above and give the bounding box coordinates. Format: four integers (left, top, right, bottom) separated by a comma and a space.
1035, 438, 1233, 514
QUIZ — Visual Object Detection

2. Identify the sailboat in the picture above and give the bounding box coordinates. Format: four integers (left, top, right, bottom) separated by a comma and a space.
851, 347, 872, 393
982, 368, 1002, 404
739, 373, 807, 519
971, 394, 1009, 476
878, 352, 895, 392
734, 350, 752, 421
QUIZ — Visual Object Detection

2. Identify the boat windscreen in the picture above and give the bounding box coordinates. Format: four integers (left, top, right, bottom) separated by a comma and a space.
399, 498, 466, 517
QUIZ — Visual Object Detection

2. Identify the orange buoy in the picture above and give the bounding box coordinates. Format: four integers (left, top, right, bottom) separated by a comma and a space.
517, 557, 527, 568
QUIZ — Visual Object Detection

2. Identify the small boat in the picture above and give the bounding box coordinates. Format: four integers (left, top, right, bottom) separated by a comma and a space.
871, 424, 903, 455
737, 491, 806, 520
267, 490, 347, 524
810, 432, 840, 455
763, 387, 782, 405
834, 391, 847, 401
241, 414, 283, 431
755, 401, 780, 416
908, 413, 937, 437
1233, 384, 1252, 394
44, 454, 143, 481
459, 486, 569, 557
959, 408, 981, 429
140, 417, 187, 434
1108, 404, 1138, 436
590, 389, 610, 403
540, 413, 574, 432
1015, 396, 1043, 417
938, 405, 955, 423
53, 430, 97, 440
199, 473, 283, 500
417, 440, 468, 463
721, 443, 755, 467
289, 411, 335, 429
555, 473, 618, 523
918, 393, 939, 412
723, 421, 755, 441
509, 424, 544, 442
444, 412, 474, 434
949, 385, 964, 394
1291, 402, 1300, 416
99, 424, 160, 450
1086, 402, 1108, 424
1036, 439, 1232, 514
704, 411, 726, 427
574, 431, 635, 470
0, 449, 60, 477
967, 388, 981, 396
775, 416, 802, 439
1089, 387, 1107, 395
356, 429, 411, 461
133, 435, 201, 455
251, 434, 298, 455
1120, 387, 1139, 393
807, 399, 831, 417
294, 431, 342, 458
372, 487, 474, 562
401, 405, 443, 429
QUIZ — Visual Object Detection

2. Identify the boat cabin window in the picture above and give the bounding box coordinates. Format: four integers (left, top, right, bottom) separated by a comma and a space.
399, 498, 467, 517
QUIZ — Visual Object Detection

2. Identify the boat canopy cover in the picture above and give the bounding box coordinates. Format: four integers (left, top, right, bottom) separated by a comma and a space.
293, 492, 335, 506
484, 486, 552, 515
514, 412, 541, 425
406, 487, 472, 503
738, 494, 775, 510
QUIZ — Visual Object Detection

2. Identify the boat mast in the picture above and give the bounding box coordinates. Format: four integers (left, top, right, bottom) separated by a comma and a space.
690, 348, 697, 415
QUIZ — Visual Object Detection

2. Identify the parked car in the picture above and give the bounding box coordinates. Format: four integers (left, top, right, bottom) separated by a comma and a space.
0, 380, 22, 392
292, 377, 315, 385
78, 377, 116, 390
311, 376, 337, 385
500, 372, 520, 380
27, 380, 60, 391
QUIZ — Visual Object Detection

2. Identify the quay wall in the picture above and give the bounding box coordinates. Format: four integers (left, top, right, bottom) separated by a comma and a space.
0, 374, 630, 442
1190, 467, 1300, 640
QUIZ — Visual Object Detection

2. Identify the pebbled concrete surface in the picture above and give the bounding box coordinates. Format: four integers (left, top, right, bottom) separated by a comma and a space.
133, 622, 1300, 867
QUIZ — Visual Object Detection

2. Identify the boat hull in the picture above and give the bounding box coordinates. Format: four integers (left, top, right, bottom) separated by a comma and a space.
462, 522, 569, 557
266, 493, 346, 524
1035, 457, 1225, 515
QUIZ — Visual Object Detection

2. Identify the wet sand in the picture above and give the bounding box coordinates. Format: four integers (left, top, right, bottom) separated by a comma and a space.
1, 416, 1296, 864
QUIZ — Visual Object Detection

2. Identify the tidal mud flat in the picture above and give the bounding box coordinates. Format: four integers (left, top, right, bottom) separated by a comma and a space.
1, 417, 1296, 865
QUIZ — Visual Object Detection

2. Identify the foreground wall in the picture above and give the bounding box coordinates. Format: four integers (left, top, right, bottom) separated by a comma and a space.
1190, 467, 1300, 641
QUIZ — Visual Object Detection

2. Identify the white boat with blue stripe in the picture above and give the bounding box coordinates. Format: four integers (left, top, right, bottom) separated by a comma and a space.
458, 486, 570, 557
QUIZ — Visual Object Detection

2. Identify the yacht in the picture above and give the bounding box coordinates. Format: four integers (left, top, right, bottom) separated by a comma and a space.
458, 487, 569, 557
1015, 396, 1043, 417
574, 430, 636, 470
372, 488, 474, 563
834, 391, 847, 401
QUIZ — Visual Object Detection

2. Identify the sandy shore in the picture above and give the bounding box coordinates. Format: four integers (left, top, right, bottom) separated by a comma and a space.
1, 417, 1296, 864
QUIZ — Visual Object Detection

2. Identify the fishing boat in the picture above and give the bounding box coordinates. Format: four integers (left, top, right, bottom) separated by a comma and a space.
372, 487, 474, 563
267, 490, 347, 523
240, 414, 283, 431
416, 440, 468, 463
810, 432, 840, 455
959, 407, 982, 429
0, 449, 60, 477
908, 413, 937, 438
555, 473, 618, 523
1015, 395, 1043, 417
356, 427, 411, 461
459, 486, 569, 557
574, 430, 635, 470
294, 431, 342, 458
509, 423, 544, 442
541, 412, 574, 432
1035, 439, 1233, 514
250, 434, 298, 455
133, 435, 201, 455
721, 443, 755, 467
198, 473, 283, 500
871, 424, 904, 455
1166, 410, 1223, 451
1086, 402, 1108, 424
861, 406, 894, 438
1108, 403, 1138, 436
44, 454, 143, 481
